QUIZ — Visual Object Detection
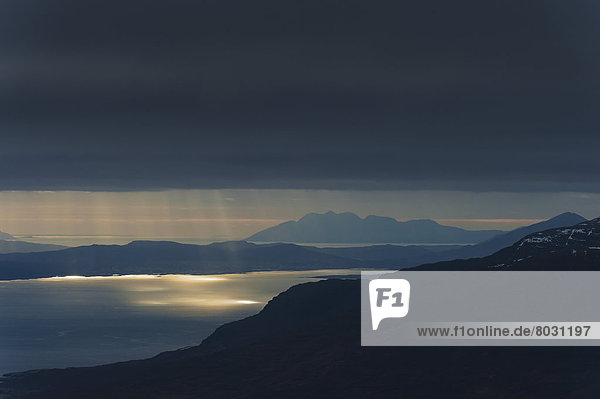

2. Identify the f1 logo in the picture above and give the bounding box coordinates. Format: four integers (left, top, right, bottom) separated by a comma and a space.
369, 279, 411, 330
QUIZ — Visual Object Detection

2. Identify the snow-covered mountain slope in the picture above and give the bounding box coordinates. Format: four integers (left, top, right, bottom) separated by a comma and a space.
416, 217, 600, 271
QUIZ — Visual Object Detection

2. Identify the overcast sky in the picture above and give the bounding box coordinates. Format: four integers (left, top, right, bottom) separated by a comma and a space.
1, 0, 600, 192
1, 1, 599, 240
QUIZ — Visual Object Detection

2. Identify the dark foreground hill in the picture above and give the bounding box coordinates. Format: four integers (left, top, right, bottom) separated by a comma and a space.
3, 278, 600, 398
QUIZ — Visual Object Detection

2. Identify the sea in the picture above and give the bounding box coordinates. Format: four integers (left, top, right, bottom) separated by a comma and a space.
0, 269, 358, 376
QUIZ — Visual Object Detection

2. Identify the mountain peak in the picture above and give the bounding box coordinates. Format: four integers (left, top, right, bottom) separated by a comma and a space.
298, 211, 361, 222
248, 211, 501, 244
364, 214, 397, 223
325, 211, 360, 218
545, 212, 586, 223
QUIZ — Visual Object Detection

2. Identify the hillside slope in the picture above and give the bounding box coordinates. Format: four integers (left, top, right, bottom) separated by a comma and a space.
434, 212, 586, 260
415, 217, 600, 270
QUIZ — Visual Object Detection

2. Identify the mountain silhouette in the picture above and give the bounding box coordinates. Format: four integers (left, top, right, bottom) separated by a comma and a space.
0, 230, 14, 240
0, 240, 362, 280
311, 212, 587, 267
0, 239, 67, 254
248, 211, 502, 243
415, 216, 600, 271
0, 213, 589, 280
0, 230, 68, 253
433, 211, 586, 260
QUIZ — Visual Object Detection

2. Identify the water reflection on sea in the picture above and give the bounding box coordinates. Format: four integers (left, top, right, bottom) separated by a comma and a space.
0, 269, 358, 375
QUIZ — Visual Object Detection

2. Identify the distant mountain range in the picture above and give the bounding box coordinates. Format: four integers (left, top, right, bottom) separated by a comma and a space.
271, 212, 588, 268
0, 239, 66, 254
247, 211, 502, 244
0, 229, 68, 254
0, 212, 588, 280
0, 230, 14, 240
0, 241, 363, 280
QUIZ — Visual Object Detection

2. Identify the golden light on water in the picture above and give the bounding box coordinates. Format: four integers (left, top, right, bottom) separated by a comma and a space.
40, 274, 161, 281
127, 286, 167, 292
136, 300, 171, 306
38, 274, 226, 282
135, 298, 262, 308
168, 275, 227, 282
19, 270, 358, 314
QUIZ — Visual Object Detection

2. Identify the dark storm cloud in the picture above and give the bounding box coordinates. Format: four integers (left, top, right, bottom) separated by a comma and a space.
1, 0, 600, 191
